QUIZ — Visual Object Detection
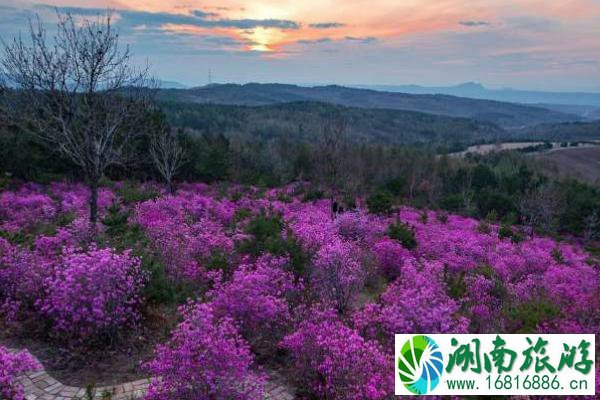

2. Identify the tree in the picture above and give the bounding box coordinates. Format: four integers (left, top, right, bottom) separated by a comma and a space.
519, 183, 561, 234
0, 12, 155, 227
150, 117, 185, 193
315, 114, 348, 217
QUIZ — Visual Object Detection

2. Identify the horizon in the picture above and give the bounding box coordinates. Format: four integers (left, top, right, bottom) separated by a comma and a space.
162, 80, 600, 94
1, 1, 600, 92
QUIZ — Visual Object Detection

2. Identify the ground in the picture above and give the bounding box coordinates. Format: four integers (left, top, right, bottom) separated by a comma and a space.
536, 147, 600, 185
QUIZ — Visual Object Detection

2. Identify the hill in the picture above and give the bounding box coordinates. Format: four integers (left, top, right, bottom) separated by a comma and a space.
155, 83, 581, 128
517, 120, 600, 141
536, 146, 600, 185
160, 101, 504, 148
357, 82, 600, 108
533, 103, 600, 119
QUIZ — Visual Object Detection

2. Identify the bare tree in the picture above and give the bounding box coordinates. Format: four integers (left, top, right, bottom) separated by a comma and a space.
519, 183, 561, 234
150, 126, 186, 193
583, 211, 600, 241
0, 11, 155, 227
315, 114, 348, 216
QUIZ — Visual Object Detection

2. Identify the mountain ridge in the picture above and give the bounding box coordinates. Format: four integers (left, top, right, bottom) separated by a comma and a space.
352, 82, 600, 109
155, 83, 582, 128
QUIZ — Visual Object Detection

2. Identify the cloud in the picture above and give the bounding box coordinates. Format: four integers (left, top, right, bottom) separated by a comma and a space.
459, 20, 491, 27
297, 37, 332, 44
34, 4, 301, 30
191, 10, 220, 19
309, 22, 345, 29
344, 36, 377, 43
298, 36, 376, 45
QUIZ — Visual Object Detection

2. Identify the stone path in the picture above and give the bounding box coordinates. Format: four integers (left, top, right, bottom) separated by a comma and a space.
11, 348, 296, 400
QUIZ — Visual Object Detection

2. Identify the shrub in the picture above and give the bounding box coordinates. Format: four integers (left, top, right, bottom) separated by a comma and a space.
383, 177, 405, 196
145, 302, 266, 400
498, 223, 513, 239
311, 240, 365, 313
301, 189, 324, 202
101, 202, 131, 238
353, 261, 468, 347
0, 190, 57, 233
39, 247, 146, 344
135, 195, 234, 281
334, 211, 380, 243
436, 211, 449, 224
0, 238, 51, 323
466, 267, 508, 333
477, 220, 491, 234
476, 189, 515, 219
443, 267, 467, 300
497, 223, 523, 243
116, 182, 159, 204
208, 256, 301, 354
0, 347, 41, 400
281, 311, 392, 400
439, 193, 464, 212
506, 295, 560, 333
372, 239, 413, 280
551, 247, 565, 264
366, 191, 393, 215
387, 221, 417, 250
237, 212, 284, 256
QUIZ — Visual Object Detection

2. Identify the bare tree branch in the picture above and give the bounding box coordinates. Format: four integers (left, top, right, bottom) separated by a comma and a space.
150, 125, 186, 193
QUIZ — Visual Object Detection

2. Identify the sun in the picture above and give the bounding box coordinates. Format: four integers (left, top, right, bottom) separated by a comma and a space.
243, 27, 286, 52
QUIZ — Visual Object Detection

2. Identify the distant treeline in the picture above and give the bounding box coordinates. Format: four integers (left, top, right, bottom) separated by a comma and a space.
516, 120, 600, 141
160, 101, 504, 152
160, 101, 600, 151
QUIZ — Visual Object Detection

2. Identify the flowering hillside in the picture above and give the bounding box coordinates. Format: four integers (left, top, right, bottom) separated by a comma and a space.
0, 181, 598, 399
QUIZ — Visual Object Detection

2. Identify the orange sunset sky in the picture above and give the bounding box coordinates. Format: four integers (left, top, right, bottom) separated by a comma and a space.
1, 0, 600, 90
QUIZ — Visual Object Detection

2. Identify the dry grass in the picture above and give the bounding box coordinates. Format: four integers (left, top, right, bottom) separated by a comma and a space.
536, 147, 600, 185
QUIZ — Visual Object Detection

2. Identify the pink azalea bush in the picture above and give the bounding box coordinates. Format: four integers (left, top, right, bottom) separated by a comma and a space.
0, 346, 41, 400
397, 207, 599, 333
371, 238, 415, 280
39, 246, 146, 343
135, 194, 234, 281
1, 180, 598, 398
0, 190, 56, 233
208, 255, 301, 353
281, 310, 392, 400
353, 260, 469, 347
311, 239, 365, 313
144, 302, 266, 400
0, 238, 54, 323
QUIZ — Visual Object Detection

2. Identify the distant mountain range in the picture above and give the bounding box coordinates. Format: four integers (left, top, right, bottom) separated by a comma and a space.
157, 80, 189, 89
156, 83, 583, 128
352, 82, 600, 116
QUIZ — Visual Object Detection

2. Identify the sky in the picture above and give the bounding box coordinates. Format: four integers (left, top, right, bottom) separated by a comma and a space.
1, 0, 600, 91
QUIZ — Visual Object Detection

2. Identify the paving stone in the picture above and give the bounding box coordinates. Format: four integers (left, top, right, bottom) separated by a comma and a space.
8, 344, 296, 400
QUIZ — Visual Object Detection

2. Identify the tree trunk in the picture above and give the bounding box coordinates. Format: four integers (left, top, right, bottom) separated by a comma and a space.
89, 180, 99, 227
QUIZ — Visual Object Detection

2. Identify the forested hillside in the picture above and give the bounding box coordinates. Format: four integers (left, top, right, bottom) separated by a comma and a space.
518, 120, 600, 141
156, 83, 581, 128
160, 101, 600, 150
160, 101, 503, 147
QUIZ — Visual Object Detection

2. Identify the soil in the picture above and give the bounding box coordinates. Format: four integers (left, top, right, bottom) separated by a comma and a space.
0, 304, 178, 386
